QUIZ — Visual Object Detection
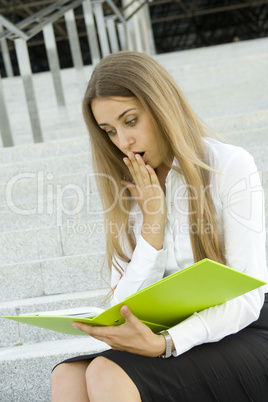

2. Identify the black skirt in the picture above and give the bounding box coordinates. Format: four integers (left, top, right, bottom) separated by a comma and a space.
56, 294, 268, 402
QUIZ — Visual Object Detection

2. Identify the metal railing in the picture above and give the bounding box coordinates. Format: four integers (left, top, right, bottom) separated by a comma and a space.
0, 0, 155, 147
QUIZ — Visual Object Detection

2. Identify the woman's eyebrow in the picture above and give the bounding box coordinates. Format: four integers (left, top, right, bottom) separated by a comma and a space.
117, 108, 137, 121
99, 108, 137, 127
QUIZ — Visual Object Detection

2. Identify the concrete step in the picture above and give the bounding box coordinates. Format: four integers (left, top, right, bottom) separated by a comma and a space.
185, 80, 268, 120
0, 194, 102, 233
0, 152, 93, 184
0, 136, 90, 165
2, 102, 88, 147
0, 252, 108, 302
207, 110, 268, 133
167, 53, 268, 93
155, 38, 268, 66
0, 337, 109, 402
162, 48, 268, 120
0, 171, 98, 207
0, 288, 109, 347
214, 127, 268, 152
262, 170, 268, 197
2, 123, 88, 148
0, 219, 105, 265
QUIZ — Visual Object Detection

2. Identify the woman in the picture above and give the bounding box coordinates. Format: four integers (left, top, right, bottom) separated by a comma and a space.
51, 51, 268, 401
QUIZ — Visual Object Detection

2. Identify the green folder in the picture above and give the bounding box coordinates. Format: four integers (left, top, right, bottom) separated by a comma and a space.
3, 258, 266, 336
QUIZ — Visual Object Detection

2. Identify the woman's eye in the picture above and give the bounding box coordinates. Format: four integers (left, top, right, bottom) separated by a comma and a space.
126, 118, 137, 127
107, 128, 116, 136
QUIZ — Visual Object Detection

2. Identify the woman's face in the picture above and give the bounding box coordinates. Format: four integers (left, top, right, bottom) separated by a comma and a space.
91, 96, 168, 170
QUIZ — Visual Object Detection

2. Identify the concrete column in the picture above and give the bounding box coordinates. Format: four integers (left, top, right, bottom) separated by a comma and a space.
14, 38, 43, 143
131, 11, 143, 52
0, 74, 14, 147
122, 0, 136, 51
64, 9, 84, 70
93, 0, 110, 57
122, 0, 156, 55
82, 0, 101, 65
43, 23, 65, 106
117, 23, 127, 51
0, 25, 14, 77
106, 15, 119, 53
142, 3, 156, 55
139, 7, 150, 54
126, 20, 135, 51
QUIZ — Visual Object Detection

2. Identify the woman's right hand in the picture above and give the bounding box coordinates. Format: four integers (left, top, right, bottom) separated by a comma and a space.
121, 152, 167, 250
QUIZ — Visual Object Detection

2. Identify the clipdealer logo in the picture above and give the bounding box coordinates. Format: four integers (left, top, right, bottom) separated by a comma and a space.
226, 170, 265, 233
4, 169, 265, 234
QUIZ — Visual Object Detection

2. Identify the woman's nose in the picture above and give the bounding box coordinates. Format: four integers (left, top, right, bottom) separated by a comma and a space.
117, 130, 135, 150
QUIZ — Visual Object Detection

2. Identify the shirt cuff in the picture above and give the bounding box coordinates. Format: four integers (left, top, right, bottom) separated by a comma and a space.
125, 234, 167, 280
168, 312, 208, 357
136, 234, 165, 259
111, 235, 168, 304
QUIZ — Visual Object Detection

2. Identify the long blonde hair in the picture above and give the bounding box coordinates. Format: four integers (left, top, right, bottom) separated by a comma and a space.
83, 51, 226, 279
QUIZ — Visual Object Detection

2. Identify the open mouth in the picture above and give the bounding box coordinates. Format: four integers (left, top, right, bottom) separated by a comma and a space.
135, 152, 145, 158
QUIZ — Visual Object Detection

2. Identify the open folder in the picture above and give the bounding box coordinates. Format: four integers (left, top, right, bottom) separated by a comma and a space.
3, 258, 266, 336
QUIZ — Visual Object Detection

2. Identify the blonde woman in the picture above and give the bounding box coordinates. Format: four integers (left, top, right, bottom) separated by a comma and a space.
51, 52, 268, 401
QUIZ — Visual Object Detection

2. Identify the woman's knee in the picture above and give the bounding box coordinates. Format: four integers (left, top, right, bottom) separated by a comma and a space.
51, 361, 90, 402
51, 361, 88, 388
51, 363, 69, 386
86, 356, 111, 388
86, 356, 130, 393
86, 356, 141, 402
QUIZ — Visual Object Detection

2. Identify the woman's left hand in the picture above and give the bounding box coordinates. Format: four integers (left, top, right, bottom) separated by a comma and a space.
72, 305, 166, 357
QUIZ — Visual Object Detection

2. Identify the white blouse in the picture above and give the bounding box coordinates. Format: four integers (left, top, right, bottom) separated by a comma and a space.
111, 137, 268, 357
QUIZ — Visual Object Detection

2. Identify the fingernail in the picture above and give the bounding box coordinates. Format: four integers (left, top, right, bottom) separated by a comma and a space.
121, 305, 128, 314
72, 323, 79, 329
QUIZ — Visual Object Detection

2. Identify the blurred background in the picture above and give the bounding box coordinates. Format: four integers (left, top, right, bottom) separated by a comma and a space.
1, 0, 268, 77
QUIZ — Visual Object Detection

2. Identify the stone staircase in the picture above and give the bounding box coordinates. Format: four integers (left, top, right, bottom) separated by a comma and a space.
0, 37, 268, 401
